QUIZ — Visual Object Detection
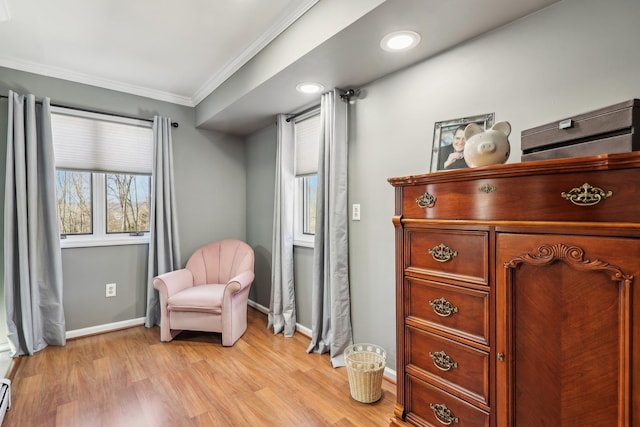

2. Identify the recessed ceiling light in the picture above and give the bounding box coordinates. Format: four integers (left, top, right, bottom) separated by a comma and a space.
296, 82, 325, 94
380, 30, 421, 52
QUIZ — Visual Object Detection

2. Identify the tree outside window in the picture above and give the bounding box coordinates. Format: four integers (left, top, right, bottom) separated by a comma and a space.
303, 174, 317, 235
56, 170, 92, 234
106, 173, 150, 233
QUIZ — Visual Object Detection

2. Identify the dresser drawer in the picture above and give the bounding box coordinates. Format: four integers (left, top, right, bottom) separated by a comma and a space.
407, 326, 489, 406
406, 228, 488, 285
407, 278, 489, 345
401, 169, 640, 222
406, 375, 489, 427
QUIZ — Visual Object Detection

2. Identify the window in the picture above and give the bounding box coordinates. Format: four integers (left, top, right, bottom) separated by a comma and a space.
51, 107, 153, 247
293, 110, 320, 247
56, 170, 92, 234
302, 175, 317, 235
105, 173, 150, 234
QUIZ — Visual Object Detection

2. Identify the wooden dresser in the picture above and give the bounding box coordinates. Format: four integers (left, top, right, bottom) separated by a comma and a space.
388, 152, 640, 427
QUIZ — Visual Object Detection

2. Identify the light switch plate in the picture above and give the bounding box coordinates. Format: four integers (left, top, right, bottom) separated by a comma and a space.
352, 204, 361, 221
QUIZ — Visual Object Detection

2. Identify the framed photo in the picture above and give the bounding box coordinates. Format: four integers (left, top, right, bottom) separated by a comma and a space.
430, 113, 495, 172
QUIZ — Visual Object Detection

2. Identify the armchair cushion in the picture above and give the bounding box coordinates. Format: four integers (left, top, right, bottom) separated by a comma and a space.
167, 284, 224, 314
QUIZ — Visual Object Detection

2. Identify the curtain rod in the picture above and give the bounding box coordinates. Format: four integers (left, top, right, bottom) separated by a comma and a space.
0, 94, 179, 128
285, 104, 320, 122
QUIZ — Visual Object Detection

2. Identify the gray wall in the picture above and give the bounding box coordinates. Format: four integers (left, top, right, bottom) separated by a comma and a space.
293, 246, 314, 328
62, 245, 148, 330
244, 122, 315, 328
0, 67, 247, 331
245, 123, 277, 306
246, 0, 640, 369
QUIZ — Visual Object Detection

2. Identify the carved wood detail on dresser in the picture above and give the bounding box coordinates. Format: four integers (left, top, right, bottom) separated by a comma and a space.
388, 152, 640, 427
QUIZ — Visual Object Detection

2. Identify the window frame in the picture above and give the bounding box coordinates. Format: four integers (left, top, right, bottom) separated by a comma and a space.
59, 172, 150, 248
51, 107, 153, 248
294, 174, 316, 248
292, 107, 320, 248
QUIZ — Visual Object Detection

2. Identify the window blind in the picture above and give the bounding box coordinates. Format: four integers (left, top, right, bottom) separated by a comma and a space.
294, 112, 321, 176
51, 107, 153, 174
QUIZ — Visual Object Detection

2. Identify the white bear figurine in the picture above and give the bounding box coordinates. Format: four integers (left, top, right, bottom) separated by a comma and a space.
463, 121, 511, 167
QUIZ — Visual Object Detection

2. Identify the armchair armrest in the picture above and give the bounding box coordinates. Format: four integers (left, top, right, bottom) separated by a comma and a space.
153, 269, 194, 299
225, 270, 255, 294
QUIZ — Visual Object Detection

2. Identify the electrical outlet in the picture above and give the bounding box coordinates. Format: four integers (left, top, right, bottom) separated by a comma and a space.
106, 283, 116, 298
352, 204, 361, 221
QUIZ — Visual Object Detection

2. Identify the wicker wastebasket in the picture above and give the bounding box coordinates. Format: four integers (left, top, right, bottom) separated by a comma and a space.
344, 343, 386, 403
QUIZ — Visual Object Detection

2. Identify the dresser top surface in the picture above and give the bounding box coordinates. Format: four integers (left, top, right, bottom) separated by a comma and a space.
388, 151, 640, 187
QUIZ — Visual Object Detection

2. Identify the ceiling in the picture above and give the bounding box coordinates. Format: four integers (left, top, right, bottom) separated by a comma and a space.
0, 0, 559, 136
0, 0, 319, 105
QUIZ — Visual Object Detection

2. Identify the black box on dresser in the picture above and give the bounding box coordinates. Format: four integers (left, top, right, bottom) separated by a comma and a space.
521, 99, 640, 161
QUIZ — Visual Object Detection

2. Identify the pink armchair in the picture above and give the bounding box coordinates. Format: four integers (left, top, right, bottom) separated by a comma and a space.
153, 239, 255, 346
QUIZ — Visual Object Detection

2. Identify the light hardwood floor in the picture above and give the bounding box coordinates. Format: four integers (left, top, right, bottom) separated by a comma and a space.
4, 308, 396, 426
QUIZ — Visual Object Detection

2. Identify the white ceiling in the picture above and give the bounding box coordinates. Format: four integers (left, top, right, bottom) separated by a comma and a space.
0, 0, 559, 135
0, 0, 319, 105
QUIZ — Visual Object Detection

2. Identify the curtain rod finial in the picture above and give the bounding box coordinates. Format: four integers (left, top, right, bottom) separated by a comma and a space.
340, 88, 360, 104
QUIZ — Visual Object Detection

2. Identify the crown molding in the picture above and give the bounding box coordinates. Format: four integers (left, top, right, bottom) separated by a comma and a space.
190, 0, 320, 106
0, 57, 195, 106
0, 0, 319, 108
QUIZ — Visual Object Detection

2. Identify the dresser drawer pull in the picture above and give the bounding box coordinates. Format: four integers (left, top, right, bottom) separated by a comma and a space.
561, 182, 612, 206
429, 297, 458, 317
428, 243, 458, 262
429, 403, 459, 425
478, 183, 496, 193
429, 351, 458, 371
416, 191, 436, 208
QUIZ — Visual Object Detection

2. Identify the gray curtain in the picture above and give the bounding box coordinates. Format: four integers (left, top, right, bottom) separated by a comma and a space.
145, 116, 181, 327
307, 89, 353, 367
4, 91, 66, 356
268, 114, 297, 337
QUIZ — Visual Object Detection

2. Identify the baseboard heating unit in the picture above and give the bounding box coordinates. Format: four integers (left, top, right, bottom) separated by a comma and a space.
0, 379, 10, 425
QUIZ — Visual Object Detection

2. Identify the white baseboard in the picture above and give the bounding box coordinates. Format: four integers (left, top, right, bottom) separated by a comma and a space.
247, 299, 397, 383
247, 300, 312, 337
247, 299, 269, 314
384, 366, 397, 383
66, 317, 146, 339
296, 323, 312, 337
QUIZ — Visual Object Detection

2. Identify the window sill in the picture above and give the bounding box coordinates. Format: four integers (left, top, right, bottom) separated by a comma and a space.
293, 239, 314, 249
60, 235, 149, 249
